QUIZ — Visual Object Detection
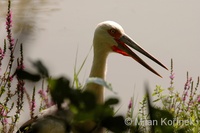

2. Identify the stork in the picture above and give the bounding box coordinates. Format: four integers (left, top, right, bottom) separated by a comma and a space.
86, 21, 167, 104
17, 21, 167, 133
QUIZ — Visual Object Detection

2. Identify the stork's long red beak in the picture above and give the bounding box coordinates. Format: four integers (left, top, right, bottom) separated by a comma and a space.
112, 34, 168, 78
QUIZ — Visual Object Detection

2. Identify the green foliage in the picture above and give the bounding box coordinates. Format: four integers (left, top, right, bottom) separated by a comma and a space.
16, 63, 127, 132
48, 76, 127, 132
125, 60, 200, 133
72, 47, 92, 89
147, 89, 174, 133
15, 69, 41, 82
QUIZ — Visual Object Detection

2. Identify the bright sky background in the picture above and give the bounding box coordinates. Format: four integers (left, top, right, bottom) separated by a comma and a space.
1, 0, 200, 125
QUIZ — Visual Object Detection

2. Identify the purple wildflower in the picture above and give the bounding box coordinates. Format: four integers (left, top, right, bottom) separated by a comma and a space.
17, 64, 25, 70
184, 77, 192, 90
0, 48, 5, 58
182, 91, 188, 101
31, 100, 36, 110
169, 73, 175, 80
126, 97, 133, 118
9, 76, 13, 81
0, 109, 8, 125
38, 89, 47, 97
182, 77, 192, 101
6, 0, 15, 64
128, 98, 132, 110
6, 10, 15, 48
197, 95, 200, 103
38, 89, 51, 107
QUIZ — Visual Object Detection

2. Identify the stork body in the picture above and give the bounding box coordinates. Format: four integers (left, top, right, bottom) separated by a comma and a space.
17, 21, 167, 133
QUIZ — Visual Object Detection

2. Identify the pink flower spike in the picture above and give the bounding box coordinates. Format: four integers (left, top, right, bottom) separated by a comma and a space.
17, 64, 25, 69
169, 73, 175, 80
183, 97, 186, 101
31, 101, 36, 110
197, 95, 200, 103
9, 76, 13, 81
38, 89, 46, 96
128, 98, 132, 110
0, 110, 8, 124
11, 38, 15, 43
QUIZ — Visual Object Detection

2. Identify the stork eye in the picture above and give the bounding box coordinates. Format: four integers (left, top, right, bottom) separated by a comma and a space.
109, 29, 116, 35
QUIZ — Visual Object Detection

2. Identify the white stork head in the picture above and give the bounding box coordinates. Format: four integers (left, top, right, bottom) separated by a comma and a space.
93, 21, 168, 77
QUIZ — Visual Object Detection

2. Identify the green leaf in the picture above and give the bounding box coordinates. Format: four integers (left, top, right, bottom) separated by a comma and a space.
148, 96, 174, 133
48, 77, 71, 106
74, 111, 95, 121
146, 84, 174, 133
72, 46, 92, 89
153, 98, 160, 103
152, 92, 157, 96
32, 60, 49, 78
80, 91, 96, 110
101, 116, 127, 133
104, 98, 119, 106
49, 76, 98, 111
16, 69, 41, 82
